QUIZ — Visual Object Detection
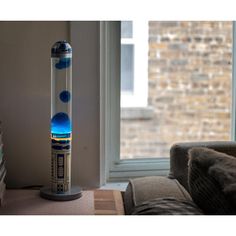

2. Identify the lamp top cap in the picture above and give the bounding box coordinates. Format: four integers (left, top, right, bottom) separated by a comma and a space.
51, 40, 72, 57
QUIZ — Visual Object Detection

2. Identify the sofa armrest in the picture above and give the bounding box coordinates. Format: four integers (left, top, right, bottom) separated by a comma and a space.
123, 176, 191, 215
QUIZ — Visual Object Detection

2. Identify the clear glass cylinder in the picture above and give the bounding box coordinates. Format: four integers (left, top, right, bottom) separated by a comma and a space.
51, 55, 72, 138
50, 41, 72, 193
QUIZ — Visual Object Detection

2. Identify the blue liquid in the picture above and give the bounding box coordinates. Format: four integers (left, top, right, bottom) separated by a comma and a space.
51, 112, 71, 138
55, 58, 71, 69
60, 90, 71, 103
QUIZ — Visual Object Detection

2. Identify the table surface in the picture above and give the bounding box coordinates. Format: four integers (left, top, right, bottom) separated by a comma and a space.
0, 189, 124, 215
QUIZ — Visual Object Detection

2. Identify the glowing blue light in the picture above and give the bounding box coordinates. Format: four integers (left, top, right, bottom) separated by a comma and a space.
51, 112, 71, 136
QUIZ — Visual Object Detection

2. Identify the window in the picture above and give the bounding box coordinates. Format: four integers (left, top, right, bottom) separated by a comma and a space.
101, 21, 234, 182
100, 22, 169, 181
121, 21, 232, 160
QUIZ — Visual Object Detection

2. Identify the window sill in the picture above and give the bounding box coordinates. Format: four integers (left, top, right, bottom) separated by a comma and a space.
108, 158, 170, 182
100, 182, 128, 191
121, 106, 155, 120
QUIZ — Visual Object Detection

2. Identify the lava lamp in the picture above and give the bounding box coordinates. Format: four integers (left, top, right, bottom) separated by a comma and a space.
40, 41, 82, 201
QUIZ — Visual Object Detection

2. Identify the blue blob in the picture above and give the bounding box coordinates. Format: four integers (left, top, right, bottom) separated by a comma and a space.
60, 90, 71, 103
55, 58, 71, 69
51, 112, 71, 135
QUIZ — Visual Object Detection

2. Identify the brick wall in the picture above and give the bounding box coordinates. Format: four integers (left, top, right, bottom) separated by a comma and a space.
120, 21, 232, 159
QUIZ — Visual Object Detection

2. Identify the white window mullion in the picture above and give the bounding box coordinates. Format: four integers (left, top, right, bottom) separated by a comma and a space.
121, 20, 148, 108
133, 20, 148, 108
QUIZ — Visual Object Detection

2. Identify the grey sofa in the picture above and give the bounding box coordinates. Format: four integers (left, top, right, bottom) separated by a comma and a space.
123, 141, 236, 215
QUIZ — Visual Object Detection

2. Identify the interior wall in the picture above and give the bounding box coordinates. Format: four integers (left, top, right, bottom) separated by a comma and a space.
70, 22, 101, 188
0, 21, 101, 188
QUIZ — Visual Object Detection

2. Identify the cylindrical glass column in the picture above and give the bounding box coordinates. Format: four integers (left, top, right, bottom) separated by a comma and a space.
51, 41, 72, 193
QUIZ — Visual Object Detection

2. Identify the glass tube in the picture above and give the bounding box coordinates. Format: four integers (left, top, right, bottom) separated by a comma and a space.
51, 41, 72, 193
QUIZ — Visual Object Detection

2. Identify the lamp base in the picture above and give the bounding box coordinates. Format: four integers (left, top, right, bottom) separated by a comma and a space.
40, 186, 82, 201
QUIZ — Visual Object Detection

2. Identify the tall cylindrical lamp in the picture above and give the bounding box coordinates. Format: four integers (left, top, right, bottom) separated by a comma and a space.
40, 41, 82, 201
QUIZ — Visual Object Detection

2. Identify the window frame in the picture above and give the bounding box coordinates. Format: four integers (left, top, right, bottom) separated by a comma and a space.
100, 21, 169, 182
101, 21, 236, 183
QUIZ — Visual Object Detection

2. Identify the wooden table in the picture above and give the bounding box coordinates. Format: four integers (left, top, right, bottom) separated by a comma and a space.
0, 189, 125, 215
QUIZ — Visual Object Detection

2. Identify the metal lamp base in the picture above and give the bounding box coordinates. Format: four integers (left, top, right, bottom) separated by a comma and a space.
40, 186, 82, 201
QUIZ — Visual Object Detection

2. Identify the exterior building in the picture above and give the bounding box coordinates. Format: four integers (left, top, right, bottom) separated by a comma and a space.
120, 21, 232, 159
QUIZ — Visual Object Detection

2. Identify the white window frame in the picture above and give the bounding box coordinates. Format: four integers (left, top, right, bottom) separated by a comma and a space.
100, 21, 169, 182
101, 21, 236, 183
121, 20, 148, 108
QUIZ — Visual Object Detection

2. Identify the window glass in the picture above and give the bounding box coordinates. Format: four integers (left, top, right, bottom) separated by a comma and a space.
120, 21, 232, 159
121, 44, 134, 92
121, 21, 133, 38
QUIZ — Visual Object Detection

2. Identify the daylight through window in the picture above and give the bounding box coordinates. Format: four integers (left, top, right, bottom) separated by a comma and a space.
120, 21, 232, 159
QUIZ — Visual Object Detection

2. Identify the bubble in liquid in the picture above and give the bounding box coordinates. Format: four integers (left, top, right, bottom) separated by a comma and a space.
51, 112, 71, 134
60, 90, 71, 103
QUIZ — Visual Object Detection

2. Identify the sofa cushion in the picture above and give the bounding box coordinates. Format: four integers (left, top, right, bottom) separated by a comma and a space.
124, 176, 192, 215
188, 147, 236, 214
169, 141, 236, 192
131, 197, 203, 215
